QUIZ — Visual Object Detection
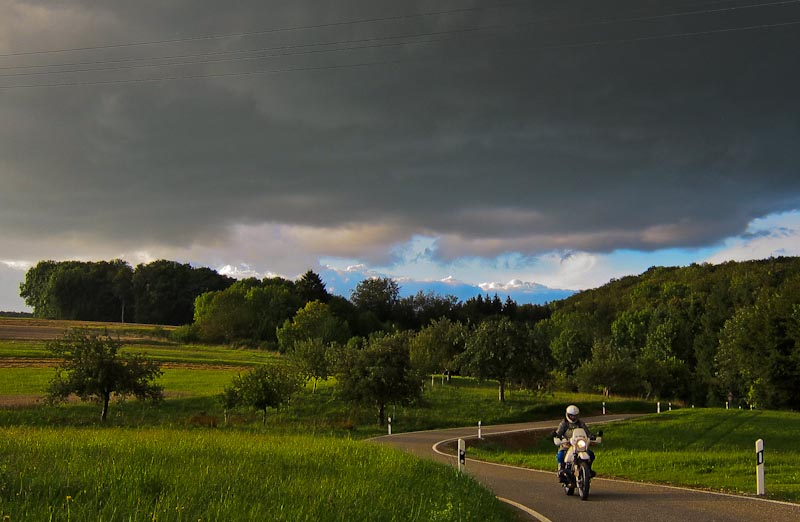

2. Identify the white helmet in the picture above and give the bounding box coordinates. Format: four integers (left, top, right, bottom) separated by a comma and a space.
566, 405, 580, 423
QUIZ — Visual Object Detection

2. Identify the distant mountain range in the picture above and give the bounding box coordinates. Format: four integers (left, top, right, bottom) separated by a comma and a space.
319, 266, 575, 305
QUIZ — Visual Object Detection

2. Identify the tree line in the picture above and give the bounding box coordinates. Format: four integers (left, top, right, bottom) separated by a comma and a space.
21, 256, 800, 411
20, 259, 234, 325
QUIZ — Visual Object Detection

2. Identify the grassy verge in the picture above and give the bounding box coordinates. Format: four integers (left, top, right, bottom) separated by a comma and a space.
0, 427, 516, 522
469, 408, 800, 503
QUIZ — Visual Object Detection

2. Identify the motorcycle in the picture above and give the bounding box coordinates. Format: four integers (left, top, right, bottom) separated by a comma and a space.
551, 428, 602, 500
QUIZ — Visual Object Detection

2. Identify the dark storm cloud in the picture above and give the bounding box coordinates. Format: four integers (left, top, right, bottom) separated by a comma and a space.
1, 0, 799, 261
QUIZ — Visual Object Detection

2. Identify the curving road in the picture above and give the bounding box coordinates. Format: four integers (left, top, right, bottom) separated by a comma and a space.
370, 416, 800, 522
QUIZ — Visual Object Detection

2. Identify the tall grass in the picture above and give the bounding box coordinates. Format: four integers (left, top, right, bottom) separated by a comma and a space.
0, 427, 514, 522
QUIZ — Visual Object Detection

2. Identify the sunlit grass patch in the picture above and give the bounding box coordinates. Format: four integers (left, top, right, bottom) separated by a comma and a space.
0, 427, 515, 522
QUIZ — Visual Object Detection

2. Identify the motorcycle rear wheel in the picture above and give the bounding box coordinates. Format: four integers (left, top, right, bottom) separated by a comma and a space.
577, 461, 591, 500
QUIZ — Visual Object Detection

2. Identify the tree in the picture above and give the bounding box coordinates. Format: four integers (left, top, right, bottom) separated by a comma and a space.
276, 301, 349, 391
46, 329, 163, 422
716, 281, 800, 409
575, 340, 639, 396
20, 260, 134, 322
132, 260, 233, 325
110, 260, 134, 323
193, 278, 303, 346
335, 332, 422, 426
457, 318, 551, 401
222, 364, 304, 425
289, 338, 331, 393
295, 270, 331, 304
409, 318, 465, 377
549, 312, 597, 374
19, 260, 59, 318
276, 301, 349, 352
396, 291, 459, 330
350, 277, 400, 331
193, 288, 254, 344
246, 282, 303, 346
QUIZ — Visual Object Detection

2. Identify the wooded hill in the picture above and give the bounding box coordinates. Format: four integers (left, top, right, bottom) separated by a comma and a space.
542, 257, 800, 409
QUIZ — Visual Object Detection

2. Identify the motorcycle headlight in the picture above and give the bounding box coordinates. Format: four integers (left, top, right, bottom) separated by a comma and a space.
576, 439, 588, 451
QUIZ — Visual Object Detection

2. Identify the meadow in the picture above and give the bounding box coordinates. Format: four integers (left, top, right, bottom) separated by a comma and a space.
1, 322, 797, 520
0, 335, 525, 521
0, 427, 512, 522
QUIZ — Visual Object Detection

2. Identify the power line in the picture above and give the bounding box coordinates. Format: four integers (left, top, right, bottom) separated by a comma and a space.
0, 1, 531, 58
1, 0, 792, 63
0, 30, 478, 79
0, 57, 409, 90
1, 0, 797, 80
2, 16, 797, 90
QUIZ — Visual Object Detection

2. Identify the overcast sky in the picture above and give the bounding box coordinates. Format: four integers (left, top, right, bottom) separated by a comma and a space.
2, 0, 800, 311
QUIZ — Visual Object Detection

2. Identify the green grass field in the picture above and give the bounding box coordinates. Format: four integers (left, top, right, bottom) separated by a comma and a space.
2, 331, 798, 518
0, 427, 514, 522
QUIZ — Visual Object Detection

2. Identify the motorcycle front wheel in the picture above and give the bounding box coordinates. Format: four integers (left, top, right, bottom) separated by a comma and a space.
562, 464, 575, 495
577, 461, 591, 500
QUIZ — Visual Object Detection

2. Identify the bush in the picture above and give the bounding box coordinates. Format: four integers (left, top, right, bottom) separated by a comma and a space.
170, 324, 199, 343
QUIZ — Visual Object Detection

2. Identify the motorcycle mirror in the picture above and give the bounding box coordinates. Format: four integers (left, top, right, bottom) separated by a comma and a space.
597, 430, 604, 437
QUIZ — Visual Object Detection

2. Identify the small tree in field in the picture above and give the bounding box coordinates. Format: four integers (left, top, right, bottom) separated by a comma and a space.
46, 329, 163, 422
457, 318, 551, 402
222, 364, 304, 425
335, 332, 422, 426
290, 338, 331, 393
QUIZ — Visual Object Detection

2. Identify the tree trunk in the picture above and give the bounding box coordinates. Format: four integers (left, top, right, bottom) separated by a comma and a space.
377, 402, 385, 426
262, 408, 267, 426
101, 392, 110, 422
498, 380, 506, 402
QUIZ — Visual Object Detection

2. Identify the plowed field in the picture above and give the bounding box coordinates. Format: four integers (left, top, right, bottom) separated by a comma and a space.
0, 317, 173, 340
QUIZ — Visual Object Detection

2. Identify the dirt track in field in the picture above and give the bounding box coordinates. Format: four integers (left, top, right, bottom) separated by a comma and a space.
0, 324, 72, 340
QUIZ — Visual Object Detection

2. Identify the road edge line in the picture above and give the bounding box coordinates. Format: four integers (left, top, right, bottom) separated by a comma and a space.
496, 496, 553, 522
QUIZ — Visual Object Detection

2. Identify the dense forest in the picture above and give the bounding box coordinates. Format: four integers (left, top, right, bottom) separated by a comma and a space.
19, 257, 800, 410
19, 259, 234, 325
546, 257, 800, 410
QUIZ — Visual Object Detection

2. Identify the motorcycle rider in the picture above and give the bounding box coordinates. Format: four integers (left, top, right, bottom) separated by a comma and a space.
554, 404, 596, 481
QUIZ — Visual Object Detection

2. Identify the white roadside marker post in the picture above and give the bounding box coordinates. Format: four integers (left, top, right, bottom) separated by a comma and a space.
478, 421, 482, 440
756, 439, 765, 496
657, 401, 661, 414
388, 417, 392, 436
602, 401, 606, 415
458, 439, 466, 473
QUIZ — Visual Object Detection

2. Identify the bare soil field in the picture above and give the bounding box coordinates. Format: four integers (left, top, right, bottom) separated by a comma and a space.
0, 317, 173, 341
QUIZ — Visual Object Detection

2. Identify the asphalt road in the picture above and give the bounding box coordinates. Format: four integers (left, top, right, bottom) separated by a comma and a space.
370, 416, 800, 522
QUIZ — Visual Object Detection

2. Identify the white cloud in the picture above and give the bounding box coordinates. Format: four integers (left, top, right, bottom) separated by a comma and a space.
705, 211, 800, 264
0, 261, 29, 312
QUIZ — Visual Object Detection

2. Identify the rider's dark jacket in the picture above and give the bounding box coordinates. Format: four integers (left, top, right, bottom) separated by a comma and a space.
555, 418, 593, 439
